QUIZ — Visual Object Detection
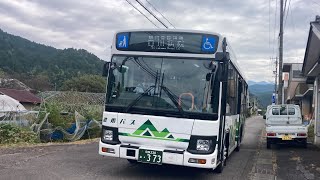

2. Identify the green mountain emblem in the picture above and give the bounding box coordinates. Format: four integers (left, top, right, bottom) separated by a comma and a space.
133, 120, 174, 139
118, 120, 189, 142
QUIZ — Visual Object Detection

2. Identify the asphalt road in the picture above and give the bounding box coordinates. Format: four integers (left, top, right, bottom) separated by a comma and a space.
0, 116, 265, 180
272, 136, 320, 180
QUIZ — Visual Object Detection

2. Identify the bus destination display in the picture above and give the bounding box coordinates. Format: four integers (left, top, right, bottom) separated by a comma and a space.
116, 31, 219, 54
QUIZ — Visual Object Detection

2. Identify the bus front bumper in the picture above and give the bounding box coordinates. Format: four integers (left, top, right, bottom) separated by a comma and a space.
99, 140, 218, 169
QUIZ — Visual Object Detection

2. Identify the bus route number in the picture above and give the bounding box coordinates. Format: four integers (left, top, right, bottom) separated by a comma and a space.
138, 149, 163, 164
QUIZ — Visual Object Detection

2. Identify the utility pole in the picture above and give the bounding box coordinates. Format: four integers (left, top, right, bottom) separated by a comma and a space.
278, 0, 284, 104
271, 57, 278, 105
272, 57, 278, 95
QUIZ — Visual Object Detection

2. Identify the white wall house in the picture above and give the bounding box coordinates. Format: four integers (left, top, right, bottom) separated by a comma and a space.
302, 16, 320, 145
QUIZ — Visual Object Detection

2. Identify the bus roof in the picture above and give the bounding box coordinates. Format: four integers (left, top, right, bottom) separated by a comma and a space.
115, 28, 223, 38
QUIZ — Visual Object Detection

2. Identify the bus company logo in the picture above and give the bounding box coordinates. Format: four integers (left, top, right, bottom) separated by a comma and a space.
133, 120, 174, 139
118, 120, 189, 142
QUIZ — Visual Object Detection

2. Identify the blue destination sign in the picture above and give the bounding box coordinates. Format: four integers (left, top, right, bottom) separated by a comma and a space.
116, 31, 219, 54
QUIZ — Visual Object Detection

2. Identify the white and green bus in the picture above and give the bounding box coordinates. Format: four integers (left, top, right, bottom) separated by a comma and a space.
99, 29, 248, 173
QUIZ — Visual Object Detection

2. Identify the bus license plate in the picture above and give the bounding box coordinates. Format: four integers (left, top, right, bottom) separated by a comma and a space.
282, 135, 292, 140
138, 149, 162, 164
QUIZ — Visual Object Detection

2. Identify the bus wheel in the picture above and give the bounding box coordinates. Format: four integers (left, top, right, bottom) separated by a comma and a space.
215, 160, 224, 173
225, 133, 230, 159
235, 140, 240, 152
235, 127, 242, 152
214, 142, 227, 173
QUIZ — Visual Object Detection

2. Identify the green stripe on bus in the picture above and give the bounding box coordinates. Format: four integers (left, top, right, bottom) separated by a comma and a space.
119, 132, 189, 142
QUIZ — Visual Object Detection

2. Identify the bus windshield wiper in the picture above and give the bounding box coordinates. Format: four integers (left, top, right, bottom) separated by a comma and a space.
160, 85, 186, 117
125, 86, 155, 112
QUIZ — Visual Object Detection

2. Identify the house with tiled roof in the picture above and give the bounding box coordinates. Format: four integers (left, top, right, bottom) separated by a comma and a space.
0, 88, 41, 110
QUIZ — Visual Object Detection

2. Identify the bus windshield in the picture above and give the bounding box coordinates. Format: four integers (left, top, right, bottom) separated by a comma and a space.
105, 55, 220, 119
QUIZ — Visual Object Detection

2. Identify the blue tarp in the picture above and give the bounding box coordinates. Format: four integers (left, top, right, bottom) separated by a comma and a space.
50, 120, 92, 140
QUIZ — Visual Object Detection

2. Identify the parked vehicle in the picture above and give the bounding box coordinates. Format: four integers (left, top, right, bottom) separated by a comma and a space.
264, 104, 308, 148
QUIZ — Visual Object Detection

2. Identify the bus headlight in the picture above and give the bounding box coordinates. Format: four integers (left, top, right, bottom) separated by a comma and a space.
103, 130, 113, 141
101, 126, 120, 144
187, 135, 217, 154
196, 139, 212, 151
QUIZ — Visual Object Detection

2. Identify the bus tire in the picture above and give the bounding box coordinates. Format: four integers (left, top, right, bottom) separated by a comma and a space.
225, 133, 230, 159
214, 153, 225, 173
235, 141, 240, 152
215, 160, 224, 173
214, 140, 227, 173
235, 126, 242, 152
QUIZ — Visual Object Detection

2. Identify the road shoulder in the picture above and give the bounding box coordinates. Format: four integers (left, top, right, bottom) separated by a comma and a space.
250, 128, 277, 180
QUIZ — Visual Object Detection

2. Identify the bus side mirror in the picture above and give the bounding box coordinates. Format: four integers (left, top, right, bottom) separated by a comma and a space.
102, 62, 111, 77
263, 115, 266, 119
119, 65, 128, 73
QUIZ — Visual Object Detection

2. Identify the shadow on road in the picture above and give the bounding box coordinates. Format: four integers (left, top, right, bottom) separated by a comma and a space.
270, 142, 319, 151
99, 160, 214, 179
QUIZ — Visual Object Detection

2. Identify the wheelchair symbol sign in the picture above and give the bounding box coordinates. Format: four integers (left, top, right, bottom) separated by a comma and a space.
201, 36, 216, 52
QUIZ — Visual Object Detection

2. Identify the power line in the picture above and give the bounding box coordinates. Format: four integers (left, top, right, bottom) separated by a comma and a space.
145, 0, 176, 29
125, 0, 160, 28
135, 0, 169, 28
269, 0, 271, 49
272, 0, 278, 57
310, 0, 320, 7
284, 0, 291, 29
288, 1, 296, 33
283, 0, 287, 15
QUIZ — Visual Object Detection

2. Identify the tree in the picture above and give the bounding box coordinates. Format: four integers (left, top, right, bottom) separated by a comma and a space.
0, 68, 6, 78
0, 29, 105, 90
22, 74, 53, 91
61, 74, 106, 93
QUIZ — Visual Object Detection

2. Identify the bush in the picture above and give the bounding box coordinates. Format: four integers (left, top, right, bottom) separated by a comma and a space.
0, 124, 38, 144
82, 105, 103, 121
61, 74, 106, 93
308, 123, 314, 139
46, 102, 74, 129
82, 126, 101, 139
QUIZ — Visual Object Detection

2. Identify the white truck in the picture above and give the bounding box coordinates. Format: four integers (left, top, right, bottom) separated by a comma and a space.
264, 104, 308, 149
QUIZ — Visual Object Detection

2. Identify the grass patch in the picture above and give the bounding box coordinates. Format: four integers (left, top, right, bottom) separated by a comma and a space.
0, 124, 39, 144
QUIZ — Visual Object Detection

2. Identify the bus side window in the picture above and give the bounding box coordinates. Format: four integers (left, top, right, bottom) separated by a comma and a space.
227, 63, 238, 115
237, 79, 243, 114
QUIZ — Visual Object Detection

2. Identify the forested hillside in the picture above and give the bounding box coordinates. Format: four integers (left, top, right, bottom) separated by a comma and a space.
0, 29, 105, 91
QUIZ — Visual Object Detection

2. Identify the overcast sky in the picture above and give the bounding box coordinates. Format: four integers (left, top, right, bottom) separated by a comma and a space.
0, 0, 319, 82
